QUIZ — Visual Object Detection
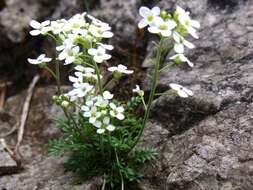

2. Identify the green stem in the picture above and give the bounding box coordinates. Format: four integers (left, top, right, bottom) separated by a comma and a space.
128, 38, 164, 152
103, 78, 115, 90
55, 61, 61, 95
44, 66, 57, 80
115, 148, 124, 190
140, 96, 147, 110
93, 61, 103, 95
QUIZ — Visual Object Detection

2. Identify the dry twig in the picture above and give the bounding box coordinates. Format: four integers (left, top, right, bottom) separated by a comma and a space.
15, 75, 40, 155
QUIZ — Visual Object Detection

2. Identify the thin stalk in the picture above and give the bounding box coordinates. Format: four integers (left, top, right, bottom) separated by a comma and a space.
93, 61, 103, 95
55, 61, 61, 95
115, 149, 124, 190
103, 78, 115, 90
44, 66, 57, 80
140, 96, 147, 110
128, 38, 164, 152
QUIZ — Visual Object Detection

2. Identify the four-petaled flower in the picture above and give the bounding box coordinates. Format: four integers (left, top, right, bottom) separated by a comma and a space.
29, 20, 51, 36
109, 103, 125, 120
28, 54, 52, 65
170, 54, 194, 67
169, 83, 193, 98
138, 6, 160, 29
108, 64, 134, 74
88, 46, 111, 63
133, 85, 144, 97
175, 6, 200, 39
82, 106, 102, 124
148, 17, 177, 37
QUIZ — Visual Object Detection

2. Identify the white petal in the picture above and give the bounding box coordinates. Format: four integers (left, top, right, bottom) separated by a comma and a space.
88, 48, 97, 56
42, 20, 50, 26
97, 128, 105, 134
183, 40, 195, 49
103, 117, 110, 125
65, 56, 75, 65
190, 20, 200, 28
188, 27, 199, 39
174, 43, 184, 54
83, 112, 91, 117
110, 110, 116, 117
94, 121, 102, 128
184, 88, 193, 96
106, 125, 115, 132
178, 90, 189, 98
30, 20, 41, 29
117, 106, 124, 113
139, 6, 151, 17
27, 58, 39, 64
186, 59, 194, 67
116, 113, 125, 120
102, 54, 111, 61
166, 20, 177, 30
108, 67, 117, 72
138, 19, 148, 29
109, 103, 116, 109
170, 83, 182, 91
173, 32, 181, 43
151, 7, 160, 16
103, 91, 114, 100
153, 17, 164, 26
58, 52, 67, 60
30, 30, 41, 36
170, 54, 179, 60
148, 26, 159, 34
75, 65, 85, 72
102, 31, 114, 38
89, 117, 96, 124
43, 57, 52, 62
94, 56, 103, 63
161, 30, 172, 37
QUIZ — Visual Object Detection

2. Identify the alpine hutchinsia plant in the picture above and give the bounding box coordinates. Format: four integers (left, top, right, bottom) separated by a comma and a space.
28, 5, 199, 189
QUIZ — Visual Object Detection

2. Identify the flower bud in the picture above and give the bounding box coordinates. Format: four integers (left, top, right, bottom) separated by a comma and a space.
61, 100, 69, 108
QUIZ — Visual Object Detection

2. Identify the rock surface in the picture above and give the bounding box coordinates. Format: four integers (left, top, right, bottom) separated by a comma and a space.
139, 0, 253, 189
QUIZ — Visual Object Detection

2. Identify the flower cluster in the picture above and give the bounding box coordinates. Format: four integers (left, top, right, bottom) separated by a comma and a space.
138, 6, 200, 68
138, 5, 200, 98
28, 12, 134, 134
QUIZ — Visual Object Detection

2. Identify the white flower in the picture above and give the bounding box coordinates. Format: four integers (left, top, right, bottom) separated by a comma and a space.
89, 23, 113, 38
108, 64, 134, 74
96, 43, 114, 50
169, 83, 193, 98
29, 20, 51, 36
175, 6, 200, 39
28, 54, 52, 65
95, 95, 109, 108
109, 103, 125, 120
133, 85, 144, 97
148, 17, 177, 37
88, 46, 111, 63
103, 117, 115, 132
63, 13, 86, 33
173, 32, 195, 54
82, 106, 101, 124
49, 20, 65, 34
67, 83, 94, 100
138, 6, 160, 29
103, 91, 114, 100
58, 46, 80, 65
170, 54, 194, 67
